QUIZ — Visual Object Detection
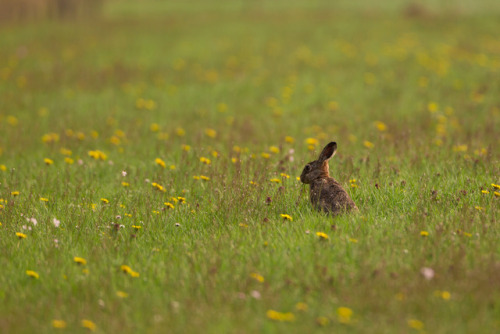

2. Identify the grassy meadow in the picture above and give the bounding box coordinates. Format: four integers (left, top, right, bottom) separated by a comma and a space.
1, 0, 499, 332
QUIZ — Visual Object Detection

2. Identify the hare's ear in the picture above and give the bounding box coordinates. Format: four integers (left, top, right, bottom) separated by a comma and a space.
318, 142, 337, 162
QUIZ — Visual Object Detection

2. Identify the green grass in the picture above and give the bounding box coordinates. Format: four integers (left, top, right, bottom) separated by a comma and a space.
1, 0, 499, 333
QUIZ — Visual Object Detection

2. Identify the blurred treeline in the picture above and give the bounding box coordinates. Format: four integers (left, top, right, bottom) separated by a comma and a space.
0, 0, 104, 22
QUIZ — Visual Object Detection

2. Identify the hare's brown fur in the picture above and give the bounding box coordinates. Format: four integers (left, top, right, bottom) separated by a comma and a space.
300, 142, 357, 215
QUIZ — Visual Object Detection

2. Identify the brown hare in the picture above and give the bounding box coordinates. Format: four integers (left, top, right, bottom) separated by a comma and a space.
300, 142, 358, 215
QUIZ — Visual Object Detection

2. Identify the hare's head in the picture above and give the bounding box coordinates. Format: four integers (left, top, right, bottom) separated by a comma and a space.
300, 142, 337, 184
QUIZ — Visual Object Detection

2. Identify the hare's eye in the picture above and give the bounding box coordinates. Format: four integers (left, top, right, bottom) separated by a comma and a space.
305, 165, 311, 171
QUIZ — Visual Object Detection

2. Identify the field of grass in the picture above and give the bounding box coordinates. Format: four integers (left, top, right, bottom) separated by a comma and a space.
1, 0, 499, 333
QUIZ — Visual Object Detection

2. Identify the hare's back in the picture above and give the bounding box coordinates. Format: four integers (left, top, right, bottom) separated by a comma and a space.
313, 178, 357, 213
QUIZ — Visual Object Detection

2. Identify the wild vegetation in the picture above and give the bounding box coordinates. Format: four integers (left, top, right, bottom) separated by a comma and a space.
0, 0, 499, 333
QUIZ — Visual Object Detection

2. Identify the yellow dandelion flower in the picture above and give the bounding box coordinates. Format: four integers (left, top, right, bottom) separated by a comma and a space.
285, 136, 295, 143
231, 157, 238, 164
420, 231, 429, 237
494, 191, 500, 197
164, 202, 175, 209
363, 140, 374, 149
116, 291, 129, 298
193, 176, 200, 180
176, 127, 186, 137
155, 158, 166, 168
408, 319, 424, 330
26, 270, 39, 279
150, 123, 160, 132
145, 99, 156, 110
305, 138, 318, 146
81, 319, 96, 331
11, 191, 20, 196
122, 182, 129, 187
239, 223, 248, 228
266, 310, 295, 322
38, 107, 49, 116
181, 144, 191, 151
101, 198, 109, 204
270, 178, 281, 183
280, 214, 293, 221
280, 173, 290, 179
16, 232, 27, 239
64, 157, 74, 165
170, 164, 176, 170
40, 197, 49, 202
249, 181, 257, 185
200, 175, 210, 181
132, 225, 142, 230
76, 132, 85, 141
205, 128, 217, 138
216, 102, 227, 113
44, 158, 54, 165
481, 190, 489, 194
453, 145, 467, 152
120, 265, 132, 274
91, 130, 99, 138
349, 238, 358, 243
474, 206, 484, 211
152, 183, 166, 192
6, 115, 18, 126
74, 257, 87, 265
59, 148, 72, 156
474, 148, 488, 156
337, 307, 353, 324
441, 291, 451, 300
316, 232, 329, 240
211, 150, 219, 158
427, 102, 438, 113
177, 196, 186, 203
316, 316, 330, 326
374, 121, 387, 131
491, 183, 500, 190
261, 152, 270, 159
120, 265, 140, 277
328, 100, 339, 111
295, 302, 308, 311
269, 146, 280, 154
41, 133, 59, 143
52, 320, 67, 329
0, 164, 6, 171
200, 157, 211, 165
157, 132, 169, 140
250, 273, 265, 283
88, 150, 107, 160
